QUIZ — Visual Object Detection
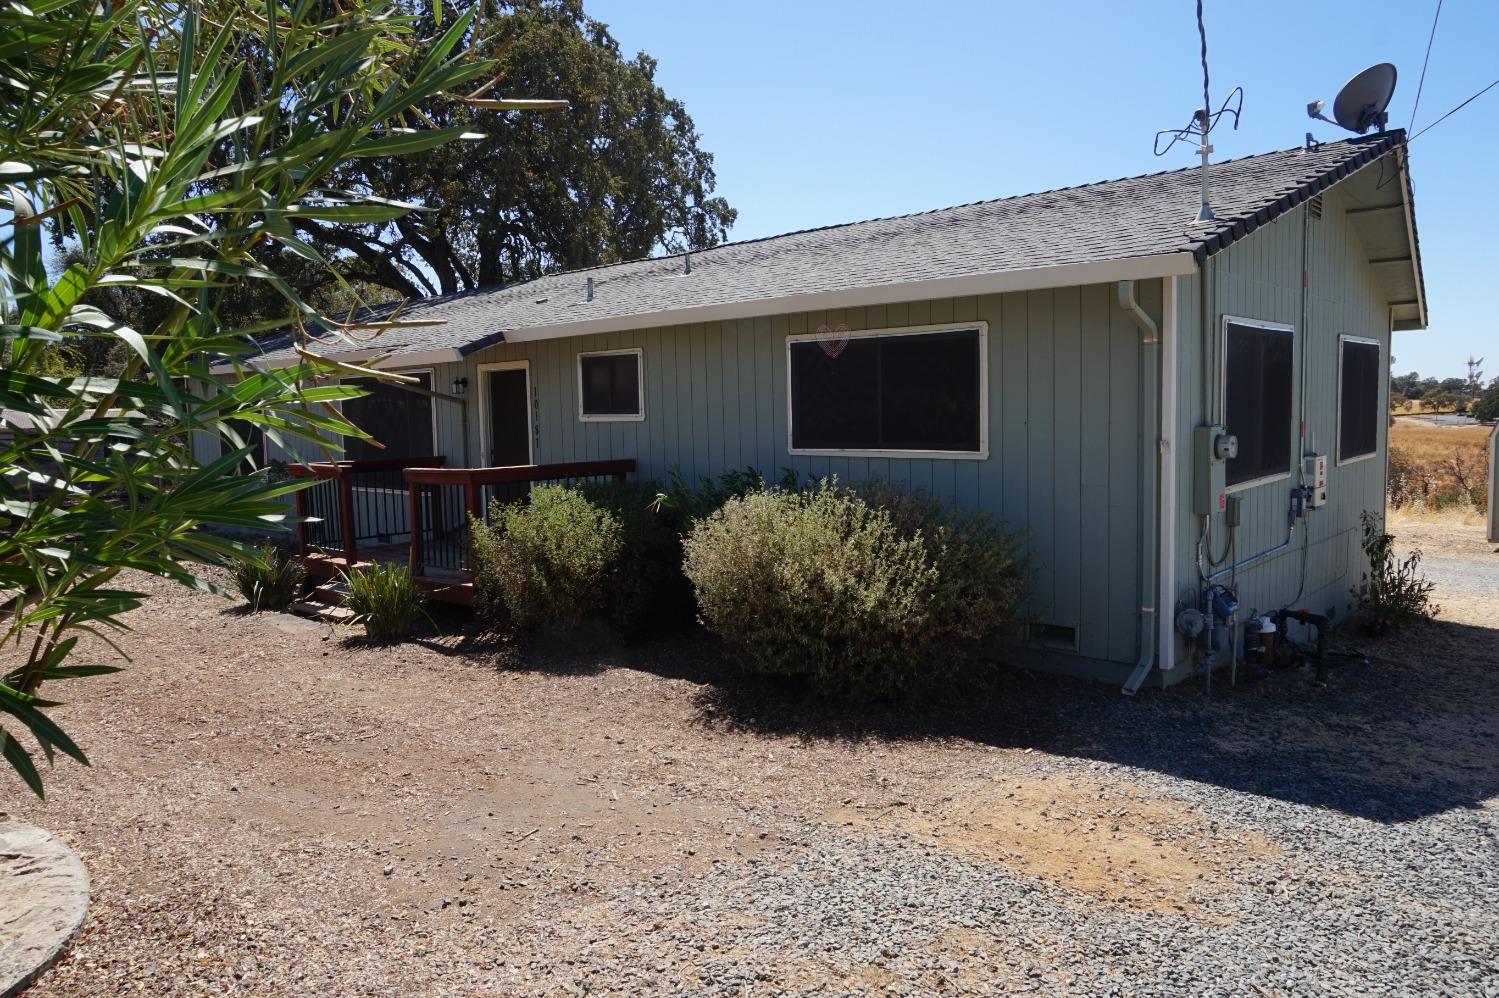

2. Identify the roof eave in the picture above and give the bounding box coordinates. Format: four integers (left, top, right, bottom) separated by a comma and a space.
1396, 145, 1428, 330
208, 345, 465, 375
480, 252, 1198, 347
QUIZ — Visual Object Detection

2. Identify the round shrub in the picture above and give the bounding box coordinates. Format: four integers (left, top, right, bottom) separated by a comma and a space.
471, 484, 624, 635
682, 481, 1028, 699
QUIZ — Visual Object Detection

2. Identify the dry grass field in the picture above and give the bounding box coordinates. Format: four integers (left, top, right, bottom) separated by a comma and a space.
1387, 417, 1490, 514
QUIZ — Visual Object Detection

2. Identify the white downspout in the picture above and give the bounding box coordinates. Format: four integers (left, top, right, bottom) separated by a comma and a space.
1119, 280, 1160, 695
1157, 276, 1178, 677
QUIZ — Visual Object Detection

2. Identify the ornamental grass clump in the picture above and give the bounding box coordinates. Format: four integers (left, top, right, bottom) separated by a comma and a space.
230, 546, 305, 613
343, 564, 427, 641
682, 480, 1028, 700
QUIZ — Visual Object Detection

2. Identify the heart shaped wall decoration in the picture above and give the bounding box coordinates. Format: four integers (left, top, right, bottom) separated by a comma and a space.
815, 323, 851, 359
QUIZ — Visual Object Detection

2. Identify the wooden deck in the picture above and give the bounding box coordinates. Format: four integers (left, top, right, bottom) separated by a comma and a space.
289, 458, 635, 607
298, 548, 474, 606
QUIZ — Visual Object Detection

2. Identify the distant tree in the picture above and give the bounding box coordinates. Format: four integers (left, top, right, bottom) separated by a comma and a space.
1391, 371, 1423, 398
294, 0, 738, 300
1472, 377, 1499, 423
1438, 377, 1469, 397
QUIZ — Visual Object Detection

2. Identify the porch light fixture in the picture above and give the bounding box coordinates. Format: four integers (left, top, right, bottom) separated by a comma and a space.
451, 376, 468, 396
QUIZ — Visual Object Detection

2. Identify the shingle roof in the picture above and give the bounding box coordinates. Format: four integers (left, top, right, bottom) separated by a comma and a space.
253, 131, 1409, 363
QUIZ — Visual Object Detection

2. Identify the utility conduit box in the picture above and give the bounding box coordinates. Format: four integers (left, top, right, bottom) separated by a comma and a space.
1193, 424, 1235, 515
1303, 452, 1328, 509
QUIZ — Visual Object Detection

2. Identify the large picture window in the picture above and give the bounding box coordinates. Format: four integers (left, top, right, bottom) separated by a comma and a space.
578, 349, 644, 421
788, 324, 985, 456
1338, 336, 1380, 463
1222, 319, 1294, 489
342, 370, 435, 461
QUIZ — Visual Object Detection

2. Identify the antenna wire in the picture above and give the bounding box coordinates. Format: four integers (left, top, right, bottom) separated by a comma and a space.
1409, 0, 1443, 133
1411, 75, 1499, 141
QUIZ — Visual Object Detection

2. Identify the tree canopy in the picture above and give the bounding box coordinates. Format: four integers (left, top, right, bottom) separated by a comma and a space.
297, 0, 737, 300
1, 0, 559, 796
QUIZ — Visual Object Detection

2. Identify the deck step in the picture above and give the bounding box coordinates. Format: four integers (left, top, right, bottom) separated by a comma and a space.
288, 580, 355, 621
289, 600, 358, 623
304, 580, 351, 606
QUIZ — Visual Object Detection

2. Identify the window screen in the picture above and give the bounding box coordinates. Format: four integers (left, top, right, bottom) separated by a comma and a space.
342, 371, 434, 461
1223, 321, 1294, 487
579, 352, 642, 418
1339, 338, 1380, 461
790, 328, 982, 453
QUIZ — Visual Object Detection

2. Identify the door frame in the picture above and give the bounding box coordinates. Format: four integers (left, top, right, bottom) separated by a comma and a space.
476, 360, 534, 467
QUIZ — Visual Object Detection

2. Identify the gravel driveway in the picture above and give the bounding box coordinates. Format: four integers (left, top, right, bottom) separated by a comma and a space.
6, 528, 1497, 996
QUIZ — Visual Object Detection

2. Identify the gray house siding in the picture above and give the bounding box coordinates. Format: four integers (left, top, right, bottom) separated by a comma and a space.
440, 283, 1160, 676
1167, 185, 1390, 679
203, 156, 1405, 690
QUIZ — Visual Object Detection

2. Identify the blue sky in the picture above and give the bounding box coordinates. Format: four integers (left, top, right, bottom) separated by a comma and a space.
588, 0, 1498, 381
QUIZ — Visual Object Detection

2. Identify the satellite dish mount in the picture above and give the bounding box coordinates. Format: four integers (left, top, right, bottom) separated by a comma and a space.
1307, 63, 1398, 134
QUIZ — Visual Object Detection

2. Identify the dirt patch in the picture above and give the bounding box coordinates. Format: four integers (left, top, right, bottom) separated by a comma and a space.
831, 774, 1277, 917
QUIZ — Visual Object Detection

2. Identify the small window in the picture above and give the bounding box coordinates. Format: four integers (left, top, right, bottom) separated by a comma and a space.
788, 325, 985, 456
578, 349, 643, 421
1338, 336, 1380, 463
343, 371, 435, 461
1222, 319, 1295, 488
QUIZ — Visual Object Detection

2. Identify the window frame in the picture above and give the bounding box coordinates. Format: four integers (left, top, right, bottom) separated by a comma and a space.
1219, 315, 1297, 494
339, 367, 439, 461
477, 360, 534, 466
576, 347, 645, 423
1336, 334, 1382, 467
784, 321, 989, 460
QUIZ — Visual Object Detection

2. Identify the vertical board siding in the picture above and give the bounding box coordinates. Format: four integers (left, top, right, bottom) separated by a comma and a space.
1171, 187, 1392, 669
457, 282, 1155, 670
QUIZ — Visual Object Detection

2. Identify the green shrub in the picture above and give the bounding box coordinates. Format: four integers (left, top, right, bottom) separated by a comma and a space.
343, 563, 426, 640
471, 485, 624, 635
1352, 511, 1438, 634
682, 480, 1028, 700
578, 479, 694, 632
231, 545, 305, 612
652, 464, 793, 520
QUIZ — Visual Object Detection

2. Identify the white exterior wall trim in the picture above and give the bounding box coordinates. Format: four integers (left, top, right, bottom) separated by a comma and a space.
783, 320, 991, 460
1335, 334, 1382, 467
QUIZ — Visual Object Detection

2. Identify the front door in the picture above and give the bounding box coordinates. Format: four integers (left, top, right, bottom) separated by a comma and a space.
486, 367, 532, 466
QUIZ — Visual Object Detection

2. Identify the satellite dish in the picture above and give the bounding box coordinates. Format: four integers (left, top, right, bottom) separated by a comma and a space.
1329, 63, 1398, 133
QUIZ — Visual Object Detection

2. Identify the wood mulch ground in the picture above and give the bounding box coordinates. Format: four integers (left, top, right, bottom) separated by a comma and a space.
5, 516, 1496, 995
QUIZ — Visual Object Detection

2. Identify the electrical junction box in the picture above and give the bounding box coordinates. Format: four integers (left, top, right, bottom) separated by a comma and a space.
1193, 424, 1237, 515
1303, 452, 1328, 509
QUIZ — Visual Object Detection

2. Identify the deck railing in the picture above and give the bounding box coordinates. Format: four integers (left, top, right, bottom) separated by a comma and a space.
288, 456, 446, 566
404, 459, 635, 575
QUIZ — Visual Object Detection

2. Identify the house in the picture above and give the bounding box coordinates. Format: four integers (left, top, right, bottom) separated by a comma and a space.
209, 130, 1426, 690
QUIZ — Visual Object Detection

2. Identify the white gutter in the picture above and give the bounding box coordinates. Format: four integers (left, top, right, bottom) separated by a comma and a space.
209, 253, 1195, 371
501, 253, 1198, 343
210, 346, 464, 375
